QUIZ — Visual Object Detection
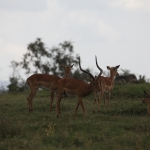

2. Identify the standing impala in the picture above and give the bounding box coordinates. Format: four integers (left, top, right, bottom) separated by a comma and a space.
26, 64, 74, 112
142, 90, 150, 115
56, 57, 102, 119
95, 56, 120, 112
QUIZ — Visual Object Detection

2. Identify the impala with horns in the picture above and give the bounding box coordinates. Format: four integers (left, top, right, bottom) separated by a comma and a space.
95, 56, 120, 112
56, 57, 102, 119
26, 64, 74, 112
142, 90, 150, 115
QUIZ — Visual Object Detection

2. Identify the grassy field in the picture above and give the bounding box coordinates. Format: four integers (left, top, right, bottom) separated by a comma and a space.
1, 83, 150, 150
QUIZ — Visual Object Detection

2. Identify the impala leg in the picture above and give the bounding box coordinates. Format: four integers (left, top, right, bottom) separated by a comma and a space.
108, 92, 111, 109
56, 93, 63, 118
80, 100, 86, 119
27, 88, 38, 112
94, 91, 98, 113
98, 90, 104, 112
56, 98, 60, 118
104, 92, 106, 106
73, 98, 81, 119
50, 90, 55, 112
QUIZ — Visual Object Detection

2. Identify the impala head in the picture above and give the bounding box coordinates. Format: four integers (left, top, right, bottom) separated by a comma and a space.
142, 90, 150, 104
79, 57, 100, 92
107, 65, 120, 77
61, 64, 74, 77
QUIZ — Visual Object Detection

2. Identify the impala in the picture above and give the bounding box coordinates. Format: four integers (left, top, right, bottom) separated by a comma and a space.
142, 90, 150, 115
26, 64, 74, 112
56, 57, 102, 119
95, 56, 120, 112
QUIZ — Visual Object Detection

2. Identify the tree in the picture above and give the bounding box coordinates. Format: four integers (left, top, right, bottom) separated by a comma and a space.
138, 75, 146, 83
49, 41, 80, 77
20, 38, 52, 74
19, 38, 81, 77
8, 38, 91, 91
7, 61, 26, 92
120, 69, 130, 76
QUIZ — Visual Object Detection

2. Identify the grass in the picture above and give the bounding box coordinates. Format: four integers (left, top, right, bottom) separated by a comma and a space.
1, 83, 150, 149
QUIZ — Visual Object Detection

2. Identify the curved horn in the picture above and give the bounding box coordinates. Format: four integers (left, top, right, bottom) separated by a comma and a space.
79, 57, 95, 80
95, 55, 103, 76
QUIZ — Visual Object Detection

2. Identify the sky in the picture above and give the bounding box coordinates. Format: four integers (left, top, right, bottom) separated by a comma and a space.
0, 0, 150, 87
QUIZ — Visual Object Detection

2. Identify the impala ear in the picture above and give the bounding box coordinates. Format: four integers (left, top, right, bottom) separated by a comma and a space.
115, 65, 120, 69
107, 66, 111, 70
70, 64, 74, 68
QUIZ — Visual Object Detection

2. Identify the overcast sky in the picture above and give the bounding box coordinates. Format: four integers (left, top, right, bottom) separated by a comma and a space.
0, 0, 150, 84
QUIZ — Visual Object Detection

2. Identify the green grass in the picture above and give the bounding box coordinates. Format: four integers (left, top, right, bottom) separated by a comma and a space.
1, 83, 150, 150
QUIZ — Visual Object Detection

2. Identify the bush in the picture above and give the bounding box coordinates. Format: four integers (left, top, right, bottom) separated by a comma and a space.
112, 82, 150, 99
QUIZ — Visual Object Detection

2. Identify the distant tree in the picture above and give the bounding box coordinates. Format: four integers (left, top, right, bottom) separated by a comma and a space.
120, 69, 130, 76
7, 61, 18, 92
49, 41, 80, 77
7, 61, 26, 92
8, 38, 92, 91
115, 69, 147, 84
20, 38, 52, 74
19, 38, 81, 77
138, 75, 146, 83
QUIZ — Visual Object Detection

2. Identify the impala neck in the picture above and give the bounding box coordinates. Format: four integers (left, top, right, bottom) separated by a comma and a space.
63, 72, 70, 78
109, 70, 115, 86
64, 73, 68, 78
